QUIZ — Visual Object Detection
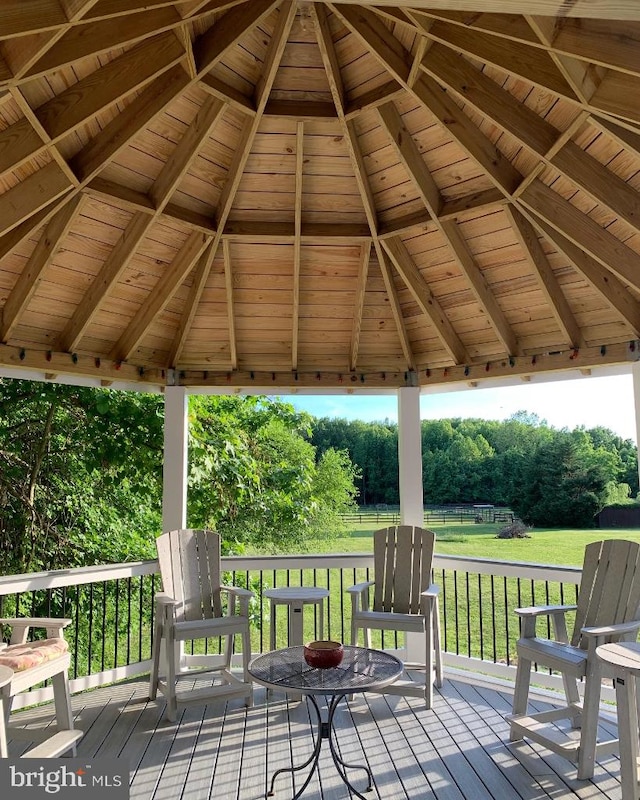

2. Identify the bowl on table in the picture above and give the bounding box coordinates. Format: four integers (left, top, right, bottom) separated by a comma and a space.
303, 640, 344, 669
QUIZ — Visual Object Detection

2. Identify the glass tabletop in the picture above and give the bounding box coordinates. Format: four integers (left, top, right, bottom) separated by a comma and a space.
249, 645, 403, 696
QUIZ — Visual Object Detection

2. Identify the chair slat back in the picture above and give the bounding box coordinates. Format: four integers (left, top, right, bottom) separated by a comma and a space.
156, 529, 223, 622
373, 526, 436, 614
572, 539, 640, 648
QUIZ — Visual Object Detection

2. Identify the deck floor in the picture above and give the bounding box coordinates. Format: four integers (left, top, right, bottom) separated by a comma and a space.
6, 671, 625, 800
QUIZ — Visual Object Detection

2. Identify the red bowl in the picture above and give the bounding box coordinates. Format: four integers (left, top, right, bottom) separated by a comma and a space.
303, 640, 344, 669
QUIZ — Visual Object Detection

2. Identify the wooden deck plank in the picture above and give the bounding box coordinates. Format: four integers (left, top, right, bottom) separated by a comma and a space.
4, 674, 628, 800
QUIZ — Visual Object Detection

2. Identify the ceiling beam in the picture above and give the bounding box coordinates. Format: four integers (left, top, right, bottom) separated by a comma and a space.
111, 231, 211, 363
1, 195, 83, 342
350, 242, 370, 372
222, 238, 237, 371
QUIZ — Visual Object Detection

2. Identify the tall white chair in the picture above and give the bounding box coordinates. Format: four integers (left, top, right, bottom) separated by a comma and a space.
0, 616, 82, 757
347, 525, 443, 707
149, 529, 253, 722
509, 539, 640, 779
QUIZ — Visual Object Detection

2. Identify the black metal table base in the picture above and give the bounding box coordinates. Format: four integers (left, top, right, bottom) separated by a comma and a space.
267, 693, 373, 800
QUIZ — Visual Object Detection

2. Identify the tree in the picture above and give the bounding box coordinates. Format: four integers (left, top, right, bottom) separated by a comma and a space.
0, 379, 164, 574
509, 430, 618, 527
187, 395, 359, 550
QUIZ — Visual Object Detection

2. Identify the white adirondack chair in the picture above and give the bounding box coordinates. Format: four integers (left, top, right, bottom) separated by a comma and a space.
149, 529, 253, 722
0, 617, 82, 757
509, 538, 640, 779
347, 525, 443, 707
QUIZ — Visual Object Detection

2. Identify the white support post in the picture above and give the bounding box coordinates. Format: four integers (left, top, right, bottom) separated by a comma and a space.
162, 386, 189, 532
397, 387, 424, 527
633, 363, 640, 491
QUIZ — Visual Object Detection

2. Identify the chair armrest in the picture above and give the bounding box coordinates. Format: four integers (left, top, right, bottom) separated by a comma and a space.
0, 617, 72, 645
582, 620, 640, 640
515, 604, 577, 642
347, 581, 375, 595
220, 585, 253, 616
220, 586, 253, 598
153, 593, 178, 607
421, 584, 440, 598
514, 604, 577, 617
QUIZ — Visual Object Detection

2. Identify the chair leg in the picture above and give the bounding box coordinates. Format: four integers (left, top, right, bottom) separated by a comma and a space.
51, 669, 77, 756
424, 623, 433, 709
149, 618, 163, 700
433, 597, 443, 689
0, 690, 9, 758
165, 628, 178, 723
577, 663, 603, 780
242, 626, 253, 708
511, 655, 532, 740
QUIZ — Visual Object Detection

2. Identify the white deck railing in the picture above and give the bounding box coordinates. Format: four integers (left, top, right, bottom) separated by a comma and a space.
0, 553, 584, 708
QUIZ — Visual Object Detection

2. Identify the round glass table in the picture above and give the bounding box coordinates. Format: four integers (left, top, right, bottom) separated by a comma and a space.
249, 645, 403, 800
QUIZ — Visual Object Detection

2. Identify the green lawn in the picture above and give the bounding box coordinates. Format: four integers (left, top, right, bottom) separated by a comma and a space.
305, 521, 640, 567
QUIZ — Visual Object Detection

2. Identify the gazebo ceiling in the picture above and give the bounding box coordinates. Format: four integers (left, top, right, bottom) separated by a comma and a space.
1, 1, 640, 392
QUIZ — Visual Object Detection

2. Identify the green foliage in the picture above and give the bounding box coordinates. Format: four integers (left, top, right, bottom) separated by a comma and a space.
187, 395, 359, 551
0, 379, 163, 574
310, 411, 636, 528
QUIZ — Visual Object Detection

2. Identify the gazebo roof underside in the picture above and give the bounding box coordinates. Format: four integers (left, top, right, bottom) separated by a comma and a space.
2, 0, 640, 392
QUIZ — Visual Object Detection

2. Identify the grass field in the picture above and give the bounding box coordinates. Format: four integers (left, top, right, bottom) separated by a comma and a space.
305, 521, 640, 567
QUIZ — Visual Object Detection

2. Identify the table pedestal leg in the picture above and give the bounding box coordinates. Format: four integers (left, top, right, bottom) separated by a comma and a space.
267, 694, 374, 800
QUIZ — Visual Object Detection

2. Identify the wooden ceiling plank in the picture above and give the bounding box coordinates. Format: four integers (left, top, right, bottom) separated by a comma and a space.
314, 3, 345, 111
0, 192, 78, 263
168, 241, 217, 366
378, 209, 433, 239
439, 187, 508, 220
111, 230, 211, 362
1, 194, 83, 342
409, 8, 542, 46
590, 71, 640, 126
35, 31, 185, 140
377, 101, 442, 214
170, 0, 297, 364
0, 117, 47, 179
255, 1, 297, 109
1, 30, 67, 80
179, 0, 248, 18
85, 177, 156, 215
331, 4, 413, 86
263, 100, 337, 120
553, 18, 640, 78
525, 14, 606, 103
519, 179, 640, 293
343, 80, 405, 120
151, 96, 226, 210
199, 74, 256, 115
60, 0, 101, 18
0, 2, 67, 40
530, 213, 640, 335
315, 2, 415, 370
0, 161, 73, 238
70, 64, 191, 183
24, 6, 183, 79
590, 115, 640, 158
551, 141, 640, 231
334, 3, 640, 22
350, 242, 370, 372
423, 43, 559, 155
222, 238, 237, 370
440, 218, 518, 356
420, 18, 578, 100
292, 119, 303, 371
382, 236, 468, 364
504, 204, 582, 349
426, 48, 640, 236
193, 0, 281, 74
57, 212, 156, 353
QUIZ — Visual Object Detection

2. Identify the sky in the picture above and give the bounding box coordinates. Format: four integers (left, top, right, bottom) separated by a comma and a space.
283, 372, 639, 443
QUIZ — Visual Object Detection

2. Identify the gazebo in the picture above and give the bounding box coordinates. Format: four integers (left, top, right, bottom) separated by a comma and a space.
1, 0, 640, 523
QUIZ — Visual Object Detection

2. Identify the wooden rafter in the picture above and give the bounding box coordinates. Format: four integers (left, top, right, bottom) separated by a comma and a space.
222, 239, 238, 371
350, 242, 370, 372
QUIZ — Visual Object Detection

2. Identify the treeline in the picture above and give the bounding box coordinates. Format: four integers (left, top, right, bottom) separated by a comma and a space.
309, 412, 639, 528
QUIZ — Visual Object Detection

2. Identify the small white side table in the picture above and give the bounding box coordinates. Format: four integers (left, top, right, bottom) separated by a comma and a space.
596, 641, 640, 800
264, 587, 330, 650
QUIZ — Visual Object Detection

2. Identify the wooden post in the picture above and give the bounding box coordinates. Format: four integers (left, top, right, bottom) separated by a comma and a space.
633, 363, 640, 494
162, 386, 188, 532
